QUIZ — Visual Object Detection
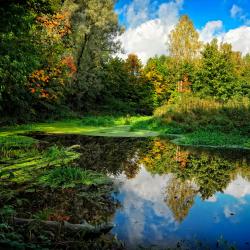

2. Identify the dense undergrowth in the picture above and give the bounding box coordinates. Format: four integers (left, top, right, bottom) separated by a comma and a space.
130, 94, 250, 148
155, 94, 250, 134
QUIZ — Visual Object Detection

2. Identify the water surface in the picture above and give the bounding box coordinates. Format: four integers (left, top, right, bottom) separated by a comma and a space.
29, 134, 250, 249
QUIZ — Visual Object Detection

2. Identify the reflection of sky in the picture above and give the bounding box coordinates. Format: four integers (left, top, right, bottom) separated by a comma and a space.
112, 167, 250, 249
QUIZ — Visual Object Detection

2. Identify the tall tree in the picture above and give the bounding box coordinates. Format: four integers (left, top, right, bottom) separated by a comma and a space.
144, 56, 173, 106
168, 15, 201, 63
193, 39, 238, 100
125, 53, 142, 76
168, 15, 201, 92
69, 0, 122, 111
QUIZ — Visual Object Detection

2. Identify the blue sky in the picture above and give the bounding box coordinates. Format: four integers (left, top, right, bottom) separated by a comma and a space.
115, 0, 250, 30
115, 0, 250, 63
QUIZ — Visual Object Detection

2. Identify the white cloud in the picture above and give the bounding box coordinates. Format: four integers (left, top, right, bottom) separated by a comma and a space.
116, 0, 250, 64
126, 0, 151, 28
158, 0, 183, 25
198, 20, 250, 56
117, 0, 184, 64
223, 26, 250, 54
230, 4, 243, 18
230, 4, 250, 24
118, 19, 170, 64
112, 166, 179, 247
199, 20, 224, 43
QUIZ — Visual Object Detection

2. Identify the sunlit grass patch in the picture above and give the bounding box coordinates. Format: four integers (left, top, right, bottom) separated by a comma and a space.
81, 115, 151, 127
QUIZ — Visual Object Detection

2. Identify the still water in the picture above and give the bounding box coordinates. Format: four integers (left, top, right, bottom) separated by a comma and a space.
32, 134, 250, 249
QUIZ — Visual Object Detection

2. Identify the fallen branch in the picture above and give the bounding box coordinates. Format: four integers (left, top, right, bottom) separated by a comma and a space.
13, 217, 113, 238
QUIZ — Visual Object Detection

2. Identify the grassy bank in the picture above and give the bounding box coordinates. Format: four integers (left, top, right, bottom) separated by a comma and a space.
0, 117, 159, 138
1, 99, 249, 149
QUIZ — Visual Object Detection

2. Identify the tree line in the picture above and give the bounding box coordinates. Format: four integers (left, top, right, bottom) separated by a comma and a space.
0, 1, 249, 124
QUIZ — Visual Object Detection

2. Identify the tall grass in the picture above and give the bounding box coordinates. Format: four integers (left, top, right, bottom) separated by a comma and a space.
154, 94, 250, 134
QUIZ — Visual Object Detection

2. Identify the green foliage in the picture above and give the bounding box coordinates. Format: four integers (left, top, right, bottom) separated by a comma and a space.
144, 56, 173, 106
0, 1, 73, 123
81, 116, 116, 127
99, 56, 156, 114
0, 206, 15, 222
38, 167, 110, 189
193, 39, 250, 100
177, 130, 249, 148
0, 4, 41, 122
68, 0, 122, 112
81, 115, 151, 127
168, 15, 201, 62
25, 0, 63, 13
154, 94, 250, 135
0, 135, 80, 184
0, 135, 37, 149
32, 208, 54, 221
43, 145, 68, 161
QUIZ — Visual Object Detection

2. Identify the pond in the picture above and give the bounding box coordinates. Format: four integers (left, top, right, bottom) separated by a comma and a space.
30, 134, 250, 250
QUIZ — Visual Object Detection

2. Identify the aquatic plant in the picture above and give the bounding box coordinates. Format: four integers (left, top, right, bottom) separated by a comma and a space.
38, 167, 110, 189
0, 135, 37, 149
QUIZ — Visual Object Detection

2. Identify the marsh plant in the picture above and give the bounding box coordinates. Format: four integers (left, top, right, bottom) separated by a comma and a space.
38, 167, 110, 189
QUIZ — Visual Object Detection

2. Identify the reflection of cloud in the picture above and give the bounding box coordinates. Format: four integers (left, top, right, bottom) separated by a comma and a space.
223, 201, 243, 224
224, 206, 235, 218
223, 176, 250, 222
113, 166, 179, 248
224, 175, 250, 198
205, 195, 217, 202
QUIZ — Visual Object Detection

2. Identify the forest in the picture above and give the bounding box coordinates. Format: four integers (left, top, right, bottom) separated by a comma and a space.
0, 0, 250, 249
0, 0, 250, 145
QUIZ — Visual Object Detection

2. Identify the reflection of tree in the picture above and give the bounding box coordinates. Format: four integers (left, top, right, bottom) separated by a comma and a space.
32, 134, 150, 176
165, 177, 198, 222
142, 139, 250, 201
175, 153, 237, 199
175, 146, 189, 168
122, 157, 141, 179
140, 139, 178, 174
